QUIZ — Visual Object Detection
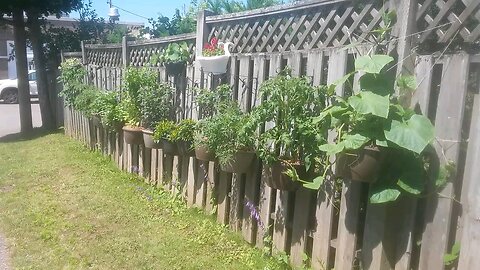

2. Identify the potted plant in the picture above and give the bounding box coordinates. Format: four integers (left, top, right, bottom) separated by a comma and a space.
59, 58, 87, 108
196, 37, 233, 75
253, 69, 329, 191
73, 84, 100, 121
153, 120, 178, 154
97, 91, 123, 132
314, 54, 436, 203
170, 119, 196, 156
193, 84, 232, 161
139, 75, 174, 149
156, 42, 190, 75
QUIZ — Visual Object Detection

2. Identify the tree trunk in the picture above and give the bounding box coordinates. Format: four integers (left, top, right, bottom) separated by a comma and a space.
28, 14, 56, 130
12, 9, 33, 134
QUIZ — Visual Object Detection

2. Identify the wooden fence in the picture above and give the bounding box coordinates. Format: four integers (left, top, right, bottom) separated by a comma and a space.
63, 0, 480, 269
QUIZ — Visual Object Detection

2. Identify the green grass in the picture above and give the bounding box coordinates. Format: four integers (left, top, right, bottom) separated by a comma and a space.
0, 131, 282, 269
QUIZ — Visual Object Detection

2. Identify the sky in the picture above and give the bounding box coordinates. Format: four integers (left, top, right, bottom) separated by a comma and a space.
70, 0, 193, 25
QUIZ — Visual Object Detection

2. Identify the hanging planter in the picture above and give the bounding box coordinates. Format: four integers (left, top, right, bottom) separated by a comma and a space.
195, 145, 215, 161
220, 150, 256, 173
197, 39, 233, 75
142, 129, 162, 149
123, 126, 144, 145
336, 146, 386, 183
164, 62, 186, 75
263, 161, 311, 191
161, 139, 178, 155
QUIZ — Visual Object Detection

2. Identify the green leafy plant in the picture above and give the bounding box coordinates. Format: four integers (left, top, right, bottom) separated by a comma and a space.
252, 69, 329, 173
118, 93, 141, 127
139, 82, 174, 130
202, 37, 224, 57
154, 42, 190, 64
196, 102, 256, 166
444, 242, 460, 266
153, 120, 176, 141
73, 84, 99, 116
59, 58, 87, 107
123, 67, 158, 111
195, 84, 232, 118
95, 91, 123, 130
170, 119, 196, 143
314, 54, 437, 203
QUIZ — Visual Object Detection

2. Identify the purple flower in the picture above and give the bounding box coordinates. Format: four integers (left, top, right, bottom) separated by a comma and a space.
245, 199, 264, 230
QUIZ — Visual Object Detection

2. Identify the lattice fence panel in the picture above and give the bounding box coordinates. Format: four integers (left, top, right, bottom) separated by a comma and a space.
206, 0, 388, 54
129, 39, 196, 67
85, 46, 122, 67
417, 0, 480, 45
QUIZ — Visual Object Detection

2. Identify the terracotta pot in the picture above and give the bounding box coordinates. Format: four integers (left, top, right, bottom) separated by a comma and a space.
122, 126, 144, 145
336, 146, 386, 183
142, 129, 162, 149
263, 161, 311, 191
195, 145, 215, 161
177, 140, 194, 156
164, 62, 186, 75
161, 139, 178, 155
220, 150, 256, 173
91, 115, 102, 127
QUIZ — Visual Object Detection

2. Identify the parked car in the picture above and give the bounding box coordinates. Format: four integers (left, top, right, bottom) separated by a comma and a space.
0, 70, 38, 104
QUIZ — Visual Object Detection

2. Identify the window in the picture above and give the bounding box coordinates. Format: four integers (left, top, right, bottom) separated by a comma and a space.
28, 72, 36, 81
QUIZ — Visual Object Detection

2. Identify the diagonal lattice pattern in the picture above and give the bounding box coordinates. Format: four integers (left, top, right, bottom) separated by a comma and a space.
85, 45, 122, 67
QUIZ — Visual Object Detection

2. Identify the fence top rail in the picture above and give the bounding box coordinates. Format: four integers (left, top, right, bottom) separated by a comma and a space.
205, 0, 350, 23
85, 43, 122, 49
128, 33, 196, 46
62, 52, 82, 57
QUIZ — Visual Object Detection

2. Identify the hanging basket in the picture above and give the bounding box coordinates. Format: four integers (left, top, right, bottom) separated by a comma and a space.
197, 55, 230, 75
164, 62, 186, 76
263, 161, 311, 191
142, 129, 162, 149
336, 146, 386, 183
123, 126, 144, 145
220, 150, 256, 173
161, 139, 178, 155
195, 145, 215, 161
177, 140, 195, 156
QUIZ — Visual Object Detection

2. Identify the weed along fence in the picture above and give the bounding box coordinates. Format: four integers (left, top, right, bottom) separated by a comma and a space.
61, 0, 480, 269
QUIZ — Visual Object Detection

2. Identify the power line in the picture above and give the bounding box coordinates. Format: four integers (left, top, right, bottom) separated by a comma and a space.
111, 4, 151, 20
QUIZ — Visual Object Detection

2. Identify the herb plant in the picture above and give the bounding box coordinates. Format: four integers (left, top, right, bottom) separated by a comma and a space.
59, 58, 87, 107
170, 119, 196, 143
195, 84, 232, 118
139, 82, 174, 130
153, 120, 176, 141
118, 93, 141, 127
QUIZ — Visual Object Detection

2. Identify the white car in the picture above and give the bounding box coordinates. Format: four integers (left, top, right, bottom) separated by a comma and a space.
0, 70, 38, 104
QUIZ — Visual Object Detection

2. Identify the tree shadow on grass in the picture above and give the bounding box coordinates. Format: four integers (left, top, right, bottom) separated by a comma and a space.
0, 128, 63, 143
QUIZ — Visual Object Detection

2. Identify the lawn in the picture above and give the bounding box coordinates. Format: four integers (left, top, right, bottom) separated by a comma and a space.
0, 131, 282, 269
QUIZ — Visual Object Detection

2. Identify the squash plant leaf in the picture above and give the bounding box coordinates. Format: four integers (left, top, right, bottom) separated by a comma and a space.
359, 73, 395, 96
443, 242, 461, 266
348, 91, 390, 118
342, 134, 369, 150
397, 158, 425, 195
318, 143, 345, 155
303, 176, 324, 190
355, 55, 394, 74
396, 75, 417, 93
384, 114, 435, 154
370, 181, 401, 204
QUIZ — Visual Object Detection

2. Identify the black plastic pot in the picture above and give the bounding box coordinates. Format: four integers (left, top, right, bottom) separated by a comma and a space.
220, 150, 256, 173
122, 126, 144, 145
195, 145, 215, 161
161, 139, 178, 155
263, 161, 311, 191
165, 62, 186, 75
177, 140, 194, 156
143, 129, 162, 149
336, 146, 386, 183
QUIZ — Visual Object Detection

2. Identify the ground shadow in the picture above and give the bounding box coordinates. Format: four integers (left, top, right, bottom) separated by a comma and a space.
0, 128, 62, 143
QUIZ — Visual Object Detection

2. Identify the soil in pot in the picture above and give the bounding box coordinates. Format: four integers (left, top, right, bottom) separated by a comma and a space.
336, 146, 386, 183
177, 140, 194, 156
143, 130, 162, 149
123, 126, 144, 145
263, 161, 312, 191
165, 62, 186, 75
220, 150, 256, 173
195, 145, 215, 161
161, 139, 178, 155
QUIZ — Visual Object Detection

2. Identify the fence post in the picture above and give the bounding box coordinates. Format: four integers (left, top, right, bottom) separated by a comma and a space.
80, 41, 86, 65
195, 10, 214, 57
122, 36, 129, 68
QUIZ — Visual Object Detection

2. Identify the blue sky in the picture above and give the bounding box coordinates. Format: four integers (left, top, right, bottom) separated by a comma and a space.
70, 0, 192, 25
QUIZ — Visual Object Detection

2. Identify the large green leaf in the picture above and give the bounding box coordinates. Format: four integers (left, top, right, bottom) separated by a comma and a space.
369, 185, 401, 204
318, 143, 345, 155
303, 176, 324, 190
348, 91, 390, 118
359, 73, 394, 96
397, 158, 425, 195
384, 114, 435, 154
355, 55, 394, 74
342, 134, 369, 150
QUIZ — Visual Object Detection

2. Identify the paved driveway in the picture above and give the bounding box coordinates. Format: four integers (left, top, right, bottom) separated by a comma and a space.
0, 103, 42, 138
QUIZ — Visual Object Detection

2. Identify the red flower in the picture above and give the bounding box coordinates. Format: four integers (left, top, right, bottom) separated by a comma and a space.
210, 37, 218, 47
